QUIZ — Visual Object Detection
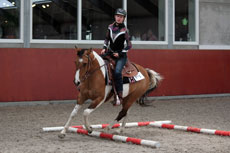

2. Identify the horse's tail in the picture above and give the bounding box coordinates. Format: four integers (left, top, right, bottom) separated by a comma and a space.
146, 68, 163, 90
137, 68, 163, 105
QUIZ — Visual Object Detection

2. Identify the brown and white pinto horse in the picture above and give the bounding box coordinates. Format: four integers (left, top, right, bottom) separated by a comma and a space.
58, 48, 162, 138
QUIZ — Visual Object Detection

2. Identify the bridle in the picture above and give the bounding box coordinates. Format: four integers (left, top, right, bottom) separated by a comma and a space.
77, 52, 106, 84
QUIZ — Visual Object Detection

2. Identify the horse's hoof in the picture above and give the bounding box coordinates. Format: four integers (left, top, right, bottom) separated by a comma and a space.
84, 125, 93, 133
88, 130, 93, 134
58, 133, 66, 139
87, 127, 93, 134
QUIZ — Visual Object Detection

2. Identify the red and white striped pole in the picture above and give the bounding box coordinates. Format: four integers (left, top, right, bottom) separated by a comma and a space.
150, 122, 230, 136
43, 120, 171, 132
68, 127, 160, 148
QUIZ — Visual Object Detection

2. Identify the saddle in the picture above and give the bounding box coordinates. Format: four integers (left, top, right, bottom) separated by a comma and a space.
103, 55, 138, 84
122, 60, 138, 77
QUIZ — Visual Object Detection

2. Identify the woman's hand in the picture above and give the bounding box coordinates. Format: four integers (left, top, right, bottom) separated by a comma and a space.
113, 53, 119, 57
101, 49, 106, 55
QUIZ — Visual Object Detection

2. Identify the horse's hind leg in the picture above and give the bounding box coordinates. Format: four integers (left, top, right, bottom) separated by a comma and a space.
115, 109, 130, 134
118, 109, 130, 133
113, 92, 143, 133
105, 105, 130, 133
104, 108, 128, 134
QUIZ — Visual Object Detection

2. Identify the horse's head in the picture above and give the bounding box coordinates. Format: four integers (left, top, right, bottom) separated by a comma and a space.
75, 47, 94, 70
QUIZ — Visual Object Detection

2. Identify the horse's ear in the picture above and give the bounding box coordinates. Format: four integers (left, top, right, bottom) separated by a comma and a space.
86, 48, 93, 55
75, 46, 81, 54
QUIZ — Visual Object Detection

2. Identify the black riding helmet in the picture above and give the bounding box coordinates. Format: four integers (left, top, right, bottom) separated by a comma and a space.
115, 8, 127, 17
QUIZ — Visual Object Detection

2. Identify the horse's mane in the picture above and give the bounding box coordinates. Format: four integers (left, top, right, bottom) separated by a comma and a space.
92, 51, 105, 66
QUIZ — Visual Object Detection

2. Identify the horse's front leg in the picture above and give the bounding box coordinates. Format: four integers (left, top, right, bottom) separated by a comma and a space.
58, 94, 85, 139
58, 104, 82, 139
83, 97, 104, 133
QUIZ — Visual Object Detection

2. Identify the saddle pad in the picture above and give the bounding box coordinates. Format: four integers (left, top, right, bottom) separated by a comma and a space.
123, 72, 145, 84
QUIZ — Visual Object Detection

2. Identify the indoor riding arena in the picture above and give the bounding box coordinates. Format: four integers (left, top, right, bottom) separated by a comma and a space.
1, 0, 230, 153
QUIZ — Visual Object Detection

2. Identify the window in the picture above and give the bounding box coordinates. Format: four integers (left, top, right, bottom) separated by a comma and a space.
82, 0, 122, 40
32, 0, 78, 40
0, 0, 201, 48
174, 0, 196, 42
0, 0, 21, 39
127, 0, 166, 41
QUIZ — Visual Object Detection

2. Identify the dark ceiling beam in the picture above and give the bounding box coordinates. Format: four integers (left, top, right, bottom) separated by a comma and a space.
134, 0, 158, 17
52, 0, 77, 18
52, 0, 87, 26
88, 0, 115, 18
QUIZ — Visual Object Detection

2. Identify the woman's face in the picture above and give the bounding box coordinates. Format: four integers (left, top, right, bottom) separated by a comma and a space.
115, 14, 125, 24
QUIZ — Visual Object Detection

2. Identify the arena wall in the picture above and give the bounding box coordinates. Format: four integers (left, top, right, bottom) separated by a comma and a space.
0, 48, 230, 102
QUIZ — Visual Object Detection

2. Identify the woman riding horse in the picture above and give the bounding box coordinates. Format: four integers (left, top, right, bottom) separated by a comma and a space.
101, 8, 132, 106
58, 9, 162, 139
58, 47, 162, 138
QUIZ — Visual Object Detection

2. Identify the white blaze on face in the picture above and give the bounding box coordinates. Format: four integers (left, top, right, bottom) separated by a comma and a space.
79, 58, 83, 63
75, 57, 83, 84
75, 70, 80, 84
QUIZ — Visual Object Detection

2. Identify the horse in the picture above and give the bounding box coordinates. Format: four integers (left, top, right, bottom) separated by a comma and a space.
58, 47, 162, 138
